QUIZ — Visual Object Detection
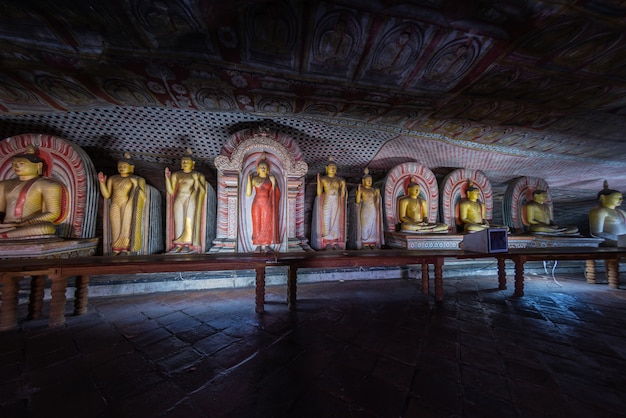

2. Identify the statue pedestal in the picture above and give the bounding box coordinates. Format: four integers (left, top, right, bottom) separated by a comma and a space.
385, 232, 463, 250
0, 237, 98, 259
384, 231, 535, 250
527, 235, 603, 248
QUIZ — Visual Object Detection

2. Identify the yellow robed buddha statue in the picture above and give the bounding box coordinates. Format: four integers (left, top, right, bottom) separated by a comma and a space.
589, 181, 626, 246
98, 153, 146, 255
0, 145, 68, 239
165, 150, 207, 253
314, 157, 347, 249
398, 182, 448, 232
525, 190, 578, 235
458, 182, 508, 233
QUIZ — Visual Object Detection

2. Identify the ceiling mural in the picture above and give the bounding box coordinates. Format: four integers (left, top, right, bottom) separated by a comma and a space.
1, 0, 626, 214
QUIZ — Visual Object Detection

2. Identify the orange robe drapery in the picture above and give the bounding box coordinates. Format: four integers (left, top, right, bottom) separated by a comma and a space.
251, 177, 280, 246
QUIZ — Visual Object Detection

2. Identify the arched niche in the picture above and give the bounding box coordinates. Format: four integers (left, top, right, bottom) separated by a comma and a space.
213, 127, 308, 252
0, 133, 98, 239
440, 168, 493, 231
503, 176, 550, 233
383, 162, 439, 232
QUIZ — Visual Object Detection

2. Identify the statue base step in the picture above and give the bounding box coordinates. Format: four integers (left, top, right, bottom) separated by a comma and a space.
0, 237, 99, 259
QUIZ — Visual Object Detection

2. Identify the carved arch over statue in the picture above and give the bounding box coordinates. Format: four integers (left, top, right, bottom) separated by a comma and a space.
383, 162, 439, 232
213, 127, 308, 252
0, 133, 98, 239
440, 169, 493, 231
503, 176, 550, 233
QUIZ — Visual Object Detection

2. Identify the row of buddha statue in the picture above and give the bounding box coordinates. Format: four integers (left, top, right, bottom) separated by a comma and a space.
2, 144, 626, 254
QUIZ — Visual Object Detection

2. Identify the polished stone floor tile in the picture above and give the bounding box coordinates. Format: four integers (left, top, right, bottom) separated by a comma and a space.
1, 272, 625, 417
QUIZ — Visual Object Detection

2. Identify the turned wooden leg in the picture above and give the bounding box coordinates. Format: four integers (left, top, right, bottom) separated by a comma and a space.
255, 266, 266, 314
513, 256, 526, 297
28, 275, 46, 320
74, 275, 90, 315
48, 271, 67, 327
434, 259, 444, 302
606, 259, 619, 289
497, 257, 507, 290
287, 264, 297, 311
421, 262, 429, 295
0, 274, 20, 331
585, 260, 596, 284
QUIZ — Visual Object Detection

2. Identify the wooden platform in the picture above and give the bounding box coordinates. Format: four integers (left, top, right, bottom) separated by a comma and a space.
2, 247, 626, 332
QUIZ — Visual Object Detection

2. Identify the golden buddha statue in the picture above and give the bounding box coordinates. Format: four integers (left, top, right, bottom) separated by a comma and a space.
398, 182, 448, 233
0, 145, 68, 239
98, 153, 146, 255
355, 168, 383, 249
589, 181, 626, 246
458, 181, 508, 233
458, 183, 489, 232
165, 150, 207, 253
315, 157, 347, 249
525, 190, 578, 235
246, 155, 280, 253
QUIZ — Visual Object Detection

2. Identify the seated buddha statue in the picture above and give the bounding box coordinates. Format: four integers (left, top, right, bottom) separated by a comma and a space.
525, 190, 578, 235
458, 182, 508, 233
0, 145, 68, 239
398, 182, 448, 232
589, 182, 626, 246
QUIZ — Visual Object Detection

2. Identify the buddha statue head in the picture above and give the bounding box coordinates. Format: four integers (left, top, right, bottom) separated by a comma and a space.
362, 168, 372, 187
117, 153, 135, 176
466, 181, 480, 202
325, 157, 338, 177
10, 145, 45, 178
598, 180, 623, 209
532, 190, 548, 204
180, 148, 196, 173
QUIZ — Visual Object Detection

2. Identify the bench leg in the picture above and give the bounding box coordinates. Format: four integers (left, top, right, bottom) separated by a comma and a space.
434, 259, 443, 303
287, 264, 297, 311
48, 272, 67, 327
74, 275, 90, 315
585, 260, 596, 284
255, 266, 265, 314
497, 258, 506, 290
28, 275, 46, 320
0, 274, 19, 331
607, 259, 619, 289
514, 257, 525, 296
421, 262, 429, 295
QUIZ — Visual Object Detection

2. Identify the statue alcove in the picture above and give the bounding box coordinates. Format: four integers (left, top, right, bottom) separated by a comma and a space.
0, 133, 99, 258
382, 162, 440, 232
213, 128, 308, 252
440, 168, 493, 232
502, 176, 550, 234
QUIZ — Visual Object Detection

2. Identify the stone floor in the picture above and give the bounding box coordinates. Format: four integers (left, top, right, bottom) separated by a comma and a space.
1, 272, 626, 418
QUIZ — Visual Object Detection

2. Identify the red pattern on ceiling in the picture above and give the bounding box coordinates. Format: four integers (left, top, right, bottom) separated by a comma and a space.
1, 0, 626, 204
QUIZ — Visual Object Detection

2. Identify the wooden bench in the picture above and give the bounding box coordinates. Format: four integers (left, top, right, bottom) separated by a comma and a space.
273, 249, 460, 310
458, 247, 626, 296
2, 247, 625, 331
0, 253, 272, 331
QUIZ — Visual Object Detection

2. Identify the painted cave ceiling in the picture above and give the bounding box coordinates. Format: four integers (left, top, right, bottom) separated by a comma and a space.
1, 0, 626, 210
